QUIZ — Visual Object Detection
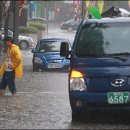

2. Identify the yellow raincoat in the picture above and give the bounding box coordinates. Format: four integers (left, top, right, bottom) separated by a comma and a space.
0, 44, 23, 78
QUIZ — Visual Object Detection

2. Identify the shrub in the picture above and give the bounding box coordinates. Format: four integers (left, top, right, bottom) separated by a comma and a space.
19, 26, 38, 34
28, 22, 46, 30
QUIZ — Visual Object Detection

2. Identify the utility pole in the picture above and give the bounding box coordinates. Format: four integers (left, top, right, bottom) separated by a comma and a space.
0, 1, 2, 29
13, 1, 19, 44
45, 1, 48, 35
4, 1, 11, 37
81, 0, 85, 20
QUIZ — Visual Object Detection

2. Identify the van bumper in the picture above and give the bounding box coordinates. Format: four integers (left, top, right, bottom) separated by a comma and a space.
70, 91, 130, 113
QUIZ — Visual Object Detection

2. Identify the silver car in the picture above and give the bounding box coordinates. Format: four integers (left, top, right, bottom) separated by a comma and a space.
1, 28, 34, 50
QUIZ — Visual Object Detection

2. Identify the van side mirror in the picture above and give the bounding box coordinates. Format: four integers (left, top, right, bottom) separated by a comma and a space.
60, 42, 69, 58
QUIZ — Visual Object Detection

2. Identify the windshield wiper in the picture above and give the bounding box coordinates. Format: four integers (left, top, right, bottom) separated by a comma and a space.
103, 52, 130, 61
105, 52, 130, 56
79, 52, 130, 61
79, 53, 102, 57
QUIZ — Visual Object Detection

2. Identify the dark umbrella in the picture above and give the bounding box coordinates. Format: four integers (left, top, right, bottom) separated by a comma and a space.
101, 6, 120, 17
101, 6, 130, 18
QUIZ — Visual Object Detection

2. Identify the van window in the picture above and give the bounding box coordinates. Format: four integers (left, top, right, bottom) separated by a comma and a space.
76, 22, 130, 57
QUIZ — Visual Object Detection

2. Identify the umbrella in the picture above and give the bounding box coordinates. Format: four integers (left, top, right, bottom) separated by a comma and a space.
88, 6, 102, 19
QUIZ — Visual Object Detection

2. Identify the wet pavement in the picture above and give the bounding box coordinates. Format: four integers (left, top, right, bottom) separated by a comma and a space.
1, 23, 130, 129
0, 23, 73, 129
0, 68, 71, 129
1, 68, 130, 129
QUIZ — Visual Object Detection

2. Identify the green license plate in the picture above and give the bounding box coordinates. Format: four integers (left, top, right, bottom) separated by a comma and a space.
108, 92, 129, 104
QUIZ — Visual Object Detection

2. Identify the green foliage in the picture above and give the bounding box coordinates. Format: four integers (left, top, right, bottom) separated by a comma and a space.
19, 26, 38, 34
28, 22, 46, 30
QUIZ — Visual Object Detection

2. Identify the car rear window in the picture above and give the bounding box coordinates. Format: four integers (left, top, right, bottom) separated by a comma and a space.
76, 22, 130, 57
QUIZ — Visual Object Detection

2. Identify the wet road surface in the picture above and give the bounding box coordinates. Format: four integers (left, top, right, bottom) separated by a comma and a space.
1, 23, 130, 129
0, 68, 130, 129
0, 68, 71, 129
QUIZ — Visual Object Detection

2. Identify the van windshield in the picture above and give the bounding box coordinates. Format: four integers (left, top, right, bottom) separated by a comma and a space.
76, 22, 130, 57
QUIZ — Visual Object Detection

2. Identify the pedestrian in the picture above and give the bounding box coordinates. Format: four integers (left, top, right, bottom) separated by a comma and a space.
0, 36, 23, 96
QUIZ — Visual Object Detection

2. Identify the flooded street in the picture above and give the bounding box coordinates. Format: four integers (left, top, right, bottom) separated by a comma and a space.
0, 69, 71, 129
0, 68, 130, 129
1, 23, 130, 129
0, 23, 69, 129
0, 23, 74, 129
1, 1, 130, 129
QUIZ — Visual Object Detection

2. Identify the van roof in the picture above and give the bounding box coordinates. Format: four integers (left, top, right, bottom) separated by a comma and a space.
83, 17, 130, 24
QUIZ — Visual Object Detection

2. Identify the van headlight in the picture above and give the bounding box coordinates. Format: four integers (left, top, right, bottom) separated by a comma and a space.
34, 57, 42, 64
70, 78, 87, 91
69, 70, 87, 91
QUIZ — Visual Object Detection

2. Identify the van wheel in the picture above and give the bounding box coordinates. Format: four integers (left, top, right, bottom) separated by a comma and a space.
72, 112, 79, 122
72, 112, 83, 122
72, 111, 91, 122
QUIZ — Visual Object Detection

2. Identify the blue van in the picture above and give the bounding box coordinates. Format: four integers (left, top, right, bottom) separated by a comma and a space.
60, 17, 130, 120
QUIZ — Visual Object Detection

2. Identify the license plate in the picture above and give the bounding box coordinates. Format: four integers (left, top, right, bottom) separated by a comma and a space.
48, 64, 63, 68
108, 92, 129, 104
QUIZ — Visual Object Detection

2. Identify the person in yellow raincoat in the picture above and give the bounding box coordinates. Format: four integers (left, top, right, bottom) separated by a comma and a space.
0, 36, 23, 96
